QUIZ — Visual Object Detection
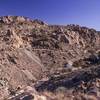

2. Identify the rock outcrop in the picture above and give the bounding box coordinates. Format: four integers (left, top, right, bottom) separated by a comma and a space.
0, 16, 99, 99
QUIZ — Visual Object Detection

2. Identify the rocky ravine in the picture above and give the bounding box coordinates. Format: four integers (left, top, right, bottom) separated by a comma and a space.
0, 16, 99, 100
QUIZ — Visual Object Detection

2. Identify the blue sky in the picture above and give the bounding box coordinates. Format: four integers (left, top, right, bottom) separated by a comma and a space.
0, 0, 100, 30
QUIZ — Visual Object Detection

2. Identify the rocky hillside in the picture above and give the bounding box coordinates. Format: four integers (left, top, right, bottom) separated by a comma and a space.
0, 16, 100, 99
